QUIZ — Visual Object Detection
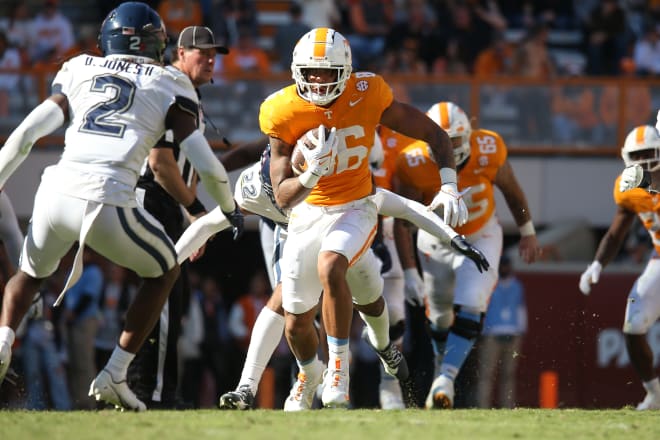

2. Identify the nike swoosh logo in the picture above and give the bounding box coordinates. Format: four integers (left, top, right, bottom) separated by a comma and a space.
349, 98, 363, 107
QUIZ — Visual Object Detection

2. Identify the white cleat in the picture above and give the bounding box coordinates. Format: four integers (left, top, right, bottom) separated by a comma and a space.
89, 369, 147, 412
636, 392, 660, 410
380, 376, 405, 410
0, 342, 11, 386
425, 375, 454, 409
321, 368, 350, 408
284, 361, 324, 411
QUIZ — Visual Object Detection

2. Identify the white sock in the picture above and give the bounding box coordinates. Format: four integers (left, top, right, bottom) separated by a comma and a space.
643, 377, 660, 394
0, 326, 15, 347
297, 355, 323, 378
238, 307, 285, 394
327, 336, 350, 372
105, 345, 135, 380
359, 306, 390, 351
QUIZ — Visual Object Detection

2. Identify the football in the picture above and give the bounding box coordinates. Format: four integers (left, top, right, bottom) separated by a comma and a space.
291, 126, 331, 175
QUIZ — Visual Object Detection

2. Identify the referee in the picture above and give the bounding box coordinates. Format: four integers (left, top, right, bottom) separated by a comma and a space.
127, 26, 229, 409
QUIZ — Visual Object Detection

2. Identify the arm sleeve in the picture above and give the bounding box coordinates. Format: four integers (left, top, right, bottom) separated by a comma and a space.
375, 188, 458, 244
0, 99, 65, 187
178, 130, 236, 213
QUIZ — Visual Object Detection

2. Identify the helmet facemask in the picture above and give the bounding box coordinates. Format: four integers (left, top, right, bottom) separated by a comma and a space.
451, 135, 471, 167
293, 67, 350, 105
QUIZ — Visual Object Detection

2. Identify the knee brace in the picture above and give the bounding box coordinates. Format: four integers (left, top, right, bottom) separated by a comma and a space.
450, 308, 484, 340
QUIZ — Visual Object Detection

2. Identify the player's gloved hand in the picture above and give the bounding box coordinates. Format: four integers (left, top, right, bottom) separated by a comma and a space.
301, 125, 337, 177
222, 201, 244, 241
371, 237, 392, 274
298, 126, 338, 188
619, 164, 651, 192
403, 268, 425, 307
428, 183, 469, 228
450, 235, 490, 273
579, 260, 602, 295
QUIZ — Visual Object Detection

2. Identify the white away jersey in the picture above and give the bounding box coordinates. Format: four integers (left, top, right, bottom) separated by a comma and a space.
234, 161, 289, 226
51, 54, 198, 205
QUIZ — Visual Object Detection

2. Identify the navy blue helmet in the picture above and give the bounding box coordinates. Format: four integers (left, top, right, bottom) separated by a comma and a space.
98, 2, 167, 63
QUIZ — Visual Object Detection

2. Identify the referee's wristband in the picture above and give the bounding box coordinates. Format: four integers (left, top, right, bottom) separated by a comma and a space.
519, 220, 536, 237
185, 197, 206, 216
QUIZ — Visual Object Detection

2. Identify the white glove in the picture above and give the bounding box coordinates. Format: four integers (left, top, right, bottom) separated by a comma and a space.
619, 164, 644, 192
298, 125, 337, 188
301, 125, 337, 174
428, 183, 469, 228
579, 261, 602, 295
403, 268, 425, 306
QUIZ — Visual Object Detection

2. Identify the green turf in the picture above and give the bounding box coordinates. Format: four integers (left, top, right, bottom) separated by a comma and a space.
1, 408, 658, 440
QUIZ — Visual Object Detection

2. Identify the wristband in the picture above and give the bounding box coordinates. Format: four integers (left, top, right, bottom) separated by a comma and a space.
185, 197, 206, 216
519, 220, 536, 237
439, 167, 457, 185
298, 169, 321, 189
0, 326, 15, 347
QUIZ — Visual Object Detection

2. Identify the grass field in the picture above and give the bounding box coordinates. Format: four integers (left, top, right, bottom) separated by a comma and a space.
1, 408, 658, 440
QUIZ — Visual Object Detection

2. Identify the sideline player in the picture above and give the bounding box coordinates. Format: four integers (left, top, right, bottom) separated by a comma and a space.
0, 2, 242, 411
394, 101, 540, 409
265, 28, 468, 408
175, 146, 487, 410
580, 125, 660, 410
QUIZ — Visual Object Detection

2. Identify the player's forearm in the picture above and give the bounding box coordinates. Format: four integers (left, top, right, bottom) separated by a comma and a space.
393, 218, 418, 270
152, 163, 197, 207
175, 207, 230, 263
503, 189, 534, 235
593, 232, 626, 267
274, 177, 311, 209
0, 99, 64, 187
376, 188, 457, 244
426, 130, 456, 173
179, 131, 235, 213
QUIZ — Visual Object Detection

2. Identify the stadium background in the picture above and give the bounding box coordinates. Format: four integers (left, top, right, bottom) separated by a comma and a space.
0, 0, 659, 409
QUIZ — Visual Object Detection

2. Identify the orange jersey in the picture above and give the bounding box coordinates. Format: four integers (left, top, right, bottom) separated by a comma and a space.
373, 125, 416, 191
260, 73, 393, 205
396, 128, 507, 236
613, 176, 660, 253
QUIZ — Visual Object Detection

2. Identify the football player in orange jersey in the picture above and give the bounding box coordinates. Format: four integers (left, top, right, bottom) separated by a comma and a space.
579, 125, 660, 410
394, 101, 541, 409
262, 28, 469, 409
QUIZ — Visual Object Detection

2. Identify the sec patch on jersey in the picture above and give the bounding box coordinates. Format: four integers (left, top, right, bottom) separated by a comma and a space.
291, 125, 331, 175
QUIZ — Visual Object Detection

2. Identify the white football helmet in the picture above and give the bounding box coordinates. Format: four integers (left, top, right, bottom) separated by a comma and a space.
622, 125, 660, 171
426, 102, 472, 166
291, 28, 352, 106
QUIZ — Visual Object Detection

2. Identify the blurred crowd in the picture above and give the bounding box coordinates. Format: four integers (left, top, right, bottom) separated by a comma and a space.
1, 0, 660, 80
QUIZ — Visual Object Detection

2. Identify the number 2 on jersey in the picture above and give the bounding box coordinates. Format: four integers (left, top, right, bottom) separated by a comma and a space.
80, 74, 136, 137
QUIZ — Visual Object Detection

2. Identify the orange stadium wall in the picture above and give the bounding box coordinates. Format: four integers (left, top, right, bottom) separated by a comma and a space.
513, 270, 658, 409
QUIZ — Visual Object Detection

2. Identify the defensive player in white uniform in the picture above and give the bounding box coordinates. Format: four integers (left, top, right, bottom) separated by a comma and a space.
0, 2, 243, 411
580, 125, 660, 410
176, 145, 488, 410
